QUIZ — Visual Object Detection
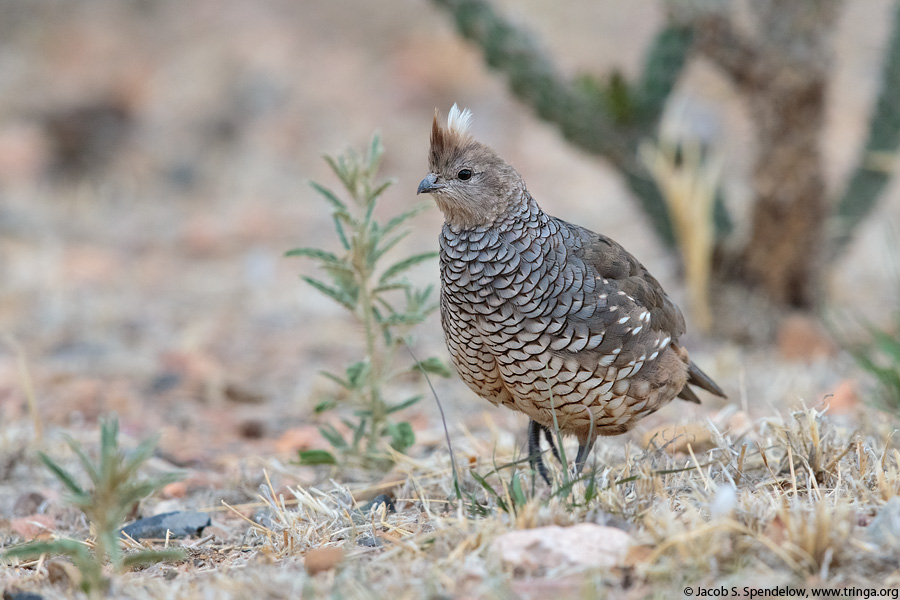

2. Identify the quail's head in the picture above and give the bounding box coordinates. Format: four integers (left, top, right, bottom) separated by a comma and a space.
417, 105, 525, 229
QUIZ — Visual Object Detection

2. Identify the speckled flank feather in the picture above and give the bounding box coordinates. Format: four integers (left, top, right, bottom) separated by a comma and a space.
419, 106, 725, 478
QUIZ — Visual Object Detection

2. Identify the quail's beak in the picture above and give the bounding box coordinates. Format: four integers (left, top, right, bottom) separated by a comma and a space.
417, 173, 444, 195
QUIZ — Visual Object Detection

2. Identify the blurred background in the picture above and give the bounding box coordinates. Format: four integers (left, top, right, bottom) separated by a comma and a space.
1, 0, 899, 473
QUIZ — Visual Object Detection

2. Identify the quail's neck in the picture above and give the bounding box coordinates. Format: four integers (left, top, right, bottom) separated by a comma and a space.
445, 190, 538, 234
441, 192, 551, 256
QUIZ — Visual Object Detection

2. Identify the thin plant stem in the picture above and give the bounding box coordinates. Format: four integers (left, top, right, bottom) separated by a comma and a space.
404, 342, 463, 501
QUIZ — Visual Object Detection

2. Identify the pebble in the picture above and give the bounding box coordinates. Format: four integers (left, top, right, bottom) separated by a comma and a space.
119, 511, 211, 540
491, 523, 632, 575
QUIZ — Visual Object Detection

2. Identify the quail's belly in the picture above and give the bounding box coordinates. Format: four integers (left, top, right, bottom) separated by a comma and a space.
439, 210, 686, 440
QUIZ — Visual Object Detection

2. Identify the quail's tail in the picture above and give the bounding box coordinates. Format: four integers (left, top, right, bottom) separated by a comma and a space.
677, 361, 726, 404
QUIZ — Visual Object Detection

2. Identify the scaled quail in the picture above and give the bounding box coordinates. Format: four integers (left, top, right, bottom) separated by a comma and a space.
417, 105, 726, 483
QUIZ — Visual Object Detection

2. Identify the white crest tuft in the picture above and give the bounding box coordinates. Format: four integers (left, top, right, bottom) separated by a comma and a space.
447, 103, 473, 136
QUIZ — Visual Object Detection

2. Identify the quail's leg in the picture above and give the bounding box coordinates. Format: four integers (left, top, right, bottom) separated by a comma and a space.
540, 424, 562, 463
527, 420, 552, 484
574, 436, 597, 475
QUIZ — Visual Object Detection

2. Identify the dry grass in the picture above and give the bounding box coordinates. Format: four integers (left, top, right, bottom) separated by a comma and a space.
4, 401, 900, 599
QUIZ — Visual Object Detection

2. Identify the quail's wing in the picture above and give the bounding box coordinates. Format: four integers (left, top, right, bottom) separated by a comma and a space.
547, 218, 687, 366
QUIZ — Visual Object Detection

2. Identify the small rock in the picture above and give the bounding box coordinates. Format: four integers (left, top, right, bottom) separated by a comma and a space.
10, 514, 54, 541
709, 485, 737, 518
491, 524, 632, 575
3, 592, 45, 600
152, 499, 185, 516
148, 372, 182, 394
119, 511, 210, 540
161, 481, 188, 499
238, 418, 266, 439
46, 559, 81, 589
356, 535, 380, 547
624, 544, 655, 567
275, 426, 325, 454
777, 314, 836, 362
726, 411, 752, 437
12, 492, 46, 517
826, 379, 860, 416
510, 576, 585, 599
304, 546, 344, 575
360, 494, 395, 514
868, 497, 900, 548
643, 423, 715, 455
224, 383, 267, 404
203, 525, 230, 542
0, 121, 48, 186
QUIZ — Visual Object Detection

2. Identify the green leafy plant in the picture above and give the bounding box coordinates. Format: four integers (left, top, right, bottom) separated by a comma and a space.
288, 133, 450, 468
846, 315, 900, 411
468, 466, 528, 517
1, 416, 184, 597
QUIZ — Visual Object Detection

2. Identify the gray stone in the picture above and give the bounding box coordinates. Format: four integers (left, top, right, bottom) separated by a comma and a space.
119, 511, 210, 540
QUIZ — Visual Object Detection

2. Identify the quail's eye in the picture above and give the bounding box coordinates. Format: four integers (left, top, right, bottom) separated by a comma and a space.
457, 169, 473, 181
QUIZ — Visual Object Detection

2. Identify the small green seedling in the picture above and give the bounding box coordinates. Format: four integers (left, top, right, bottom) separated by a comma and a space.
288, 133, 450, 469
2, 416, 184, 597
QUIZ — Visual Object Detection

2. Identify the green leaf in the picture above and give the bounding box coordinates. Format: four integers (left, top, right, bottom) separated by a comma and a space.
99, 417, 118, 484
319, 424, 348, 450
118, 479, 175, 510
2, 538, 92, 562
309, 180, 347, 213
471, 471, 508, 513
341, 416, 360, 429
298, 449, 338, 466
869, 326, 900, 361
386, 395, 423, 414
361, 194, 377, 229
405, 283, 435, 310
314, 399, 336, 414
38, 452, 85, 498
379, 312, 427, 327
284, 247, 341, 264
321, 264, 357, 286
301, 276, 356, 311
351, 417, 367, 450
324, 154, 343, 178
603, 70, 634, 125
122, 548, 185, 569
378, 251, 438, 285
583, 471, 597, 502
121, 435, 161, 482
385, 421, 415, 453
412, 356, 454, 378
367, 132, 384, 175
320, 371, 352, 390
509, 471, 526, 508
368, 178, 395, 201
465, 490, 492, 518
380, 202, 432, 237
346, 360, 371, 389
370, 231, 410, 266
66, 439, 100, 486
372, 283, 410, 295
333, 214, 351, 250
